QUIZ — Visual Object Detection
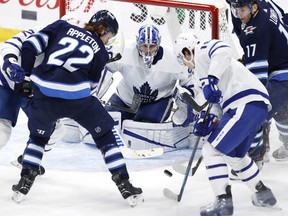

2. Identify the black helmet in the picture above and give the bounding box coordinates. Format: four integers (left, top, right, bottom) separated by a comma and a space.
230, 0, 259, 8
89, 10, 119, 36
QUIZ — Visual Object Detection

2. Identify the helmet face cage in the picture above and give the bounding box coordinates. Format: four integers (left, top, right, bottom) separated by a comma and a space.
89, 10, 119, 36
136, 25, 161, 67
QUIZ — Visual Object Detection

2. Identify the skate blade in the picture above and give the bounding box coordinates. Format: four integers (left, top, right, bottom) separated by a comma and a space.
127, 194, 144, 207
256, 204, 282, 210
12, 191, 25, 203
273, 157, 288, 162
10, 160, 23, 169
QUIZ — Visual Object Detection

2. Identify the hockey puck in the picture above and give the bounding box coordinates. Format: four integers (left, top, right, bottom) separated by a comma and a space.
164, 169, 173, 177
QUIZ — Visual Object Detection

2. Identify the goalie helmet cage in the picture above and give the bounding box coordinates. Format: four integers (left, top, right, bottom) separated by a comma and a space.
59, 0, 239, 58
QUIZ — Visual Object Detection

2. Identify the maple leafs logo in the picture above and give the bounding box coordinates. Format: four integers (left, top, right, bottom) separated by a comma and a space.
133, 81, 158, 103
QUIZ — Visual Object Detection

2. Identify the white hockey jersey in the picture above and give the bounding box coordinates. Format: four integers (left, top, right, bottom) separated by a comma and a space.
192, 39, 271, 113
0, 26, 44, 90
106, 40, 190, 105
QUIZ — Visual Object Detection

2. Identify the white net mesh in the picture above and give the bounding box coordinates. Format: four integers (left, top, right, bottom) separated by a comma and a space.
63, 0, 239, 58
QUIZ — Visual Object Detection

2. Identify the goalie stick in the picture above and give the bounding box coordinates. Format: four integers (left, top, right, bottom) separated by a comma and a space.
102, 94, 142, 114
163, 103, 212, 202
182, 92, 208, 112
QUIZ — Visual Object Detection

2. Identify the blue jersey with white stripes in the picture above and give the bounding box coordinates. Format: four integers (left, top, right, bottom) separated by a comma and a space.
21, 20, 108, 100
239, 7, 288, 82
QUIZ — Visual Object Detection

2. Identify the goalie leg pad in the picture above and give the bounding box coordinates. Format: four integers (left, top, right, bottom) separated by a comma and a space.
0, 119, 12, 150
121, 119, 194, 151
61, 118, 82, 143
46, 119, 66, 151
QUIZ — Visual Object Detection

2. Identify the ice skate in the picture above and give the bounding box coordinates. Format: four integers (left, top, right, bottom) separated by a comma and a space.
272, 145, 288, 162
112, 173, 144, 207
251, 181, 277, 208
12, 168, 39, 203
200, 185, 233, 216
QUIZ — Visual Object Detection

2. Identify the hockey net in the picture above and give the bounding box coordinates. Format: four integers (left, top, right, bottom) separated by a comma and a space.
60, 0, 240, 58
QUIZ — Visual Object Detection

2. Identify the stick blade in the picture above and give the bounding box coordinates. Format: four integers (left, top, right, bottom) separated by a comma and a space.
163, 188, 180, 202
172, 163, 193, 176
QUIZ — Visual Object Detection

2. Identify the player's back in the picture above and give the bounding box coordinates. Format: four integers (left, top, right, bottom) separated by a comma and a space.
24, 20, 109, 99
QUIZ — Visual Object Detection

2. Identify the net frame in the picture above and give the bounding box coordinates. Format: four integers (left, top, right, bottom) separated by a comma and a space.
59, 0, 239, 57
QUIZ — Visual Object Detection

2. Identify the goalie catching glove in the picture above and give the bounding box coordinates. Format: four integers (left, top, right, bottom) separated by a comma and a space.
172, 86, 196, 127
2, 58, 27, 83
193, 111, 218, 137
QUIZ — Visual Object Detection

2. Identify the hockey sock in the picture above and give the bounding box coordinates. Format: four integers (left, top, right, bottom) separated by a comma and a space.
204, 156, 230, 196
224, 155, 261, 192
101, 143, 129, 179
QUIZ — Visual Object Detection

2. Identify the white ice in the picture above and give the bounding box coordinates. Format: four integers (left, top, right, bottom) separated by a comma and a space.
1, 0, 288, 215
0, 110, 288, 216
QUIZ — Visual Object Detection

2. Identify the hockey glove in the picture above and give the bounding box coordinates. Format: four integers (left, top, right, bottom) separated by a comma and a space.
202, 75, 222, 103
2, 58, 26, 83
193, 111, 218, 137
14, 80, 33, 98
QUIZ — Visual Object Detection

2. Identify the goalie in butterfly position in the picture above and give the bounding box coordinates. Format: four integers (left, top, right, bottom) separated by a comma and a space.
7, 10, 143, 206
174, 32, 277, 215
62, 24, 197, 152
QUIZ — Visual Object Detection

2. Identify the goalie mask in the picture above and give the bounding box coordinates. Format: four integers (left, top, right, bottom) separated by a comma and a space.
174, 32, 199, 69
136, 24, 161, 68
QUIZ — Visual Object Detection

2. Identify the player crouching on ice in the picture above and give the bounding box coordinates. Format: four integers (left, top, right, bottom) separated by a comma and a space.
174, 32, 278, 215
8, 10, 143, 206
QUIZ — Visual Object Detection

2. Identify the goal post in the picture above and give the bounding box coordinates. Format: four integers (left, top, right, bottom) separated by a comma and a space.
59, 0, 240, 58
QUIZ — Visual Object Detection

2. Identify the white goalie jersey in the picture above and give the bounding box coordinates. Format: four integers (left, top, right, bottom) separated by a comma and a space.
106, 40, 190, 105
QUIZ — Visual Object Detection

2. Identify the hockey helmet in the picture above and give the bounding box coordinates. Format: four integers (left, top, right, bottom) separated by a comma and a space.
174, 32, 199, 67
89, 10, 119, 36
230, 0, 259, 8
136, 24, 161, 68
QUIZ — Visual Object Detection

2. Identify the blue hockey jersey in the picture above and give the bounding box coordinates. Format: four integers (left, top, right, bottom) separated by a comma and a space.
239, 7, 288, 82
21, 20, 109, 99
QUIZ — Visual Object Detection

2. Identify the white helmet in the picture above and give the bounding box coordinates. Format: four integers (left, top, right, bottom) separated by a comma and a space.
174, 32, 199, 66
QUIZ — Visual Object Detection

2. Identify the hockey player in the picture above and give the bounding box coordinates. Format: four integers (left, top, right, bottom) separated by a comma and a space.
0, 26, 66, 174
105, 24, 193, 123
227, 0, 288, 37
227, 0, 288, 168
174, 32, 277, 215
102, 24, 196, 150
230, 0, 288, 162
9, 10, 143, 206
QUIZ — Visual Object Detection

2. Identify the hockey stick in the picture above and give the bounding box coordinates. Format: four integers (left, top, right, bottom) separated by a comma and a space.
102, 94, 142, 114
182, 92, 208, 112
163, 103, 212, 202
172, 155, 203, 176
112, 127, 164, 159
